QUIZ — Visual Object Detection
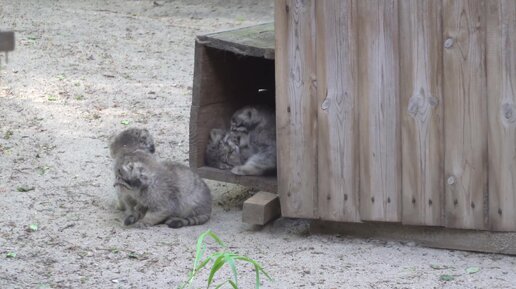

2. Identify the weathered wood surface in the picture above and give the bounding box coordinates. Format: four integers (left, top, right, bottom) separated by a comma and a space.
315, 0, 360, 222
357, 0, 401, 222
487, 0, 516, 231
0, 31, 15, 51
443, 0, 488, 230
189, 27, 276, 191
399, 0, 444, 226
275, 0, 318, 219
311, 220, 516, 255
197, 166, 277, 193
197, 23, 275, 59
242, 191, 281, 225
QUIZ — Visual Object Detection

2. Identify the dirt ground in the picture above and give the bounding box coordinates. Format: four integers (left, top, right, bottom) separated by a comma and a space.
0, 1, 515, 288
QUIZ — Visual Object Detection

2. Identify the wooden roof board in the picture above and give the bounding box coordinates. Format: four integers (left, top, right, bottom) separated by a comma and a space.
196, 23, 275, 59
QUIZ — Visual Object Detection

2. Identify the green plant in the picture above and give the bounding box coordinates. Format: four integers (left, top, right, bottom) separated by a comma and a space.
178, 230, 272, 289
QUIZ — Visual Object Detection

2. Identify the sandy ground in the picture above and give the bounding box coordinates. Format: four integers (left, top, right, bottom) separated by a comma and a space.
0, 1, 515, 288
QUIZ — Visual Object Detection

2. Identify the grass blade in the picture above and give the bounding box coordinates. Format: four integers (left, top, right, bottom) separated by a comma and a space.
224, 254, 239, 287
206, 230, 226, 248
207, 254, 226, 288
228, 280, 238, 289
194, 230, 212, 270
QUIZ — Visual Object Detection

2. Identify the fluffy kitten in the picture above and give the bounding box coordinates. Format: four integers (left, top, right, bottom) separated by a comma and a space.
109, 128, 155, 158
205, 128, 246, 170
114, 150, 212, 228
109, 128, 155, 212
229, 105, 277, 176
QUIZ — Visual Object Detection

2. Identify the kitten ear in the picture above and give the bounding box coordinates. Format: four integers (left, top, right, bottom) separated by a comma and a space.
210, 129, 224, 143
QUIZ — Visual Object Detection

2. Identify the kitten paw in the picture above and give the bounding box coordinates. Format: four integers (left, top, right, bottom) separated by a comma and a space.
231, 166, 245, 175
124, 215, 138, 226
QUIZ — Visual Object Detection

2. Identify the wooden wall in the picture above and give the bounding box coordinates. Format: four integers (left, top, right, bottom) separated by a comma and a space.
275, 0, 516, 232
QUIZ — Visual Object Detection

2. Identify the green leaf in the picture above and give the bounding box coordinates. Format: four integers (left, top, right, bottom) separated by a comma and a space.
75, 95, 84, 100
6, 252, 16, 258
120, 120, 130, 125
127, 252, 139, 259
466, 266, 480, 274
225, 254, 239, 287
57, 74, 65, 81
227, 280, 238, 289
4, 130, 13, 140
47, 95, 58, 101
16, 186, 35, 192
207, 254, 226, 287
440, 274, 455, 281
29, 224, 38, 232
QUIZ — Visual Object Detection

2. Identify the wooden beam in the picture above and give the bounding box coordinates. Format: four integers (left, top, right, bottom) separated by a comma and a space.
399, 0, 444, 226
357, 0, 401, 222
242, 192, 281, 225
275, 0, 318, 219
486, 0, 516, 231
311, 220, 516, 255
316, 0, 360, 222
197, 166, 277, 193
443, 0, 488, 230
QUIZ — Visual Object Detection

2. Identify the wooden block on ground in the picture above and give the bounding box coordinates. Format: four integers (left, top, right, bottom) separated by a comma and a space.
0, 32, 15, 52
242, 191, 281, 225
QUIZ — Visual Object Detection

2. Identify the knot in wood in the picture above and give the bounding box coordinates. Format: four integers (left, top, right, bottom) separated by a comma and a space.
444, 38, 454, 49
501, 103, 516, 125
447, 176, 456, 185
408, 89, 433, 123
321, 97, 330, 110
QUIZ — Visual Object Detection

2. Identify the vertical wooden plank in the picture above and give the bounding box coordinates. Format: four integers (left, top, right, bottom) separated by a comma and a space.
275, 0, 318, 219
399, 1, 444, 226
443, 0, 488, 230
316, 0, 360, 222
487, 0, 516, 231
357, 0, 401, 222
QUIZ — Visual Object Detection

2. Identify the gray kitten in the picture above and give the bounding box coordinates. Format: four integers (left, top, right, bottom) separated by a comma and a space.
114, 150, 212, 228
109, 128, 155, 212
205, 128, 246, 170
109, 128, 211, 228
229, 105, 277, 176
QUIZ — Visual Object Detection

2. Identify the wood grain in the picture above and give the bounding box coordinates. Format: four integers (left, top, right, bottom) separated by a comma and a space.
316, 0, 360, 222
399, 0, 444, 226
311, 220, 516, 255
242, 191, 281, 225
357, 0, 401, 222
197, 166, 277, 193
487, 0, 516, 231
443, 0, 488, 230
275, 0, 318, 219
197, 23, 275, 60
